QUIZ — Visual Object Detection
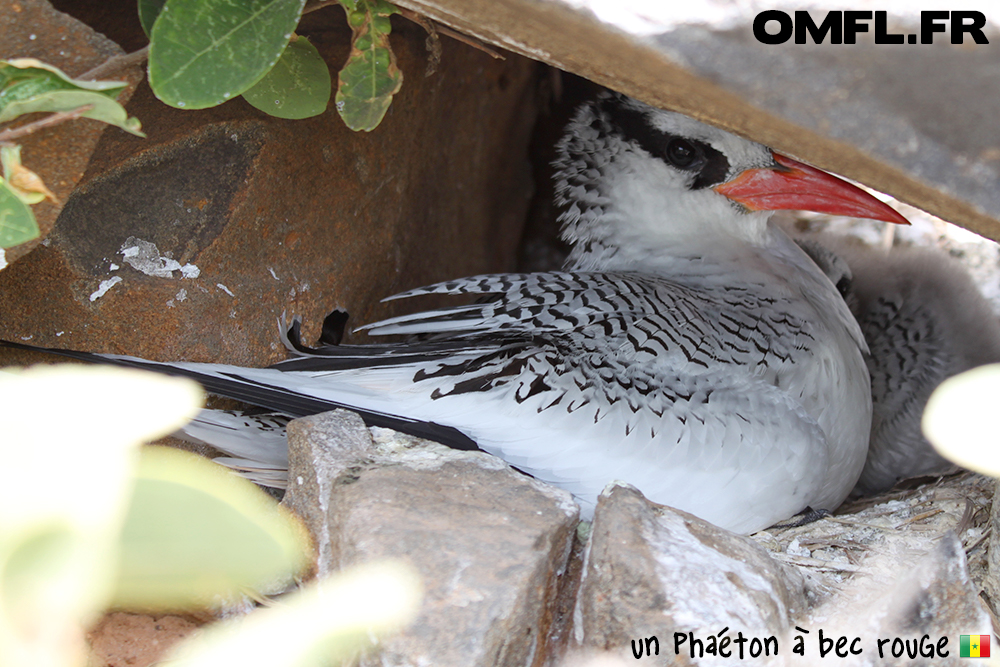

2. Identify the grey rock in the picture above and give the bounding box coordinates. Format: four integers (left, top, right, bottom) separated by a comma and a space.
282, 410, 580, 667
573, 483, 808, 665
877, 535, 991, 654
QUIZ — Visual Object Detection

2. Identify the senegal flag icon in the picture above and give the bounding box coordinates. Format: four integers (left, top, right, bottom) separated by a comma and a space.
961, 634, 990, 658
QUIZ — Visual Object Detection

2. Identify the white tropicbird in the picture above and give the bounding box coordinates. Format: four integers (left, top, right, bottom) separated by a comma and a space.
5, 93, 909, 533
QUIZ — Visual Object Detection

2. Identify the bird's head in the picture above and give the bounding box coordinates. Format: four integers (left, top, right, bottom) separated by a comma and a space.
554, 92, 907, 269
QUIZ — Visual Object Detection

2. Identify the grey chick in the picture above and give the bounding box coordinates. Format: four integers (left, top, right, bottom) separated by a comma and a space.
797, 235, 1000, 495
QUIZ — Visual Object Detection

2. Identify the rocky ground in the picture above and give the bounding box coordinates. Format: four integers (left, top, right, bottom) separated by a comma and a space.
88, 417, 998, 667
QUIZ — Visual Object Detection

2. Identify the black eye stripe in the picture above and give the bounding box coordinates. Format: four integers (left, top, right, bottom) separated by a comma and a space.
595, 95, 731, 190
691, 145, 730, 190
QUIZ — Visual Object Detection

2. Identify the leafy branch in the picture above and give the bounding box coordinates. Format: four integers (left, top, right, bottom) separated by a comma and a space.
0, 59, 144, 250
0, 104, 94, 144
141, 0, 501, 129
0, 0, 503, 254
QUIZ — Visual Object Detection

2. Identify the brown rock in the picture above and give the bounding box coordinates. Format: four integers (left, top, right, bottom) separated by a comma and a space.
87, 612, 200, 667
0, 6, 538, 366
0, 0, 143, 264
574, 484, 808, 665
282, 410, 580, 667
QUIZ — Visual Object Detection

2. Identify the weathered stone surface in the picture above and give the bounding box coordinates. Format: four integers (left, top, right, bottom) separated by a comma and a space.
574, 484, 808, 665
281, 409, 376, 577
392, 0, 1000, 243
743, 471, 994, 665
984, 478, 1000, 606
754, 471, 994, 609
87, 612, 201, 667
282, 410, 580, 667
558, 652, 630, 667
795, 533, 991, 666
0, 6, 538, 366
0, 0, 143, 264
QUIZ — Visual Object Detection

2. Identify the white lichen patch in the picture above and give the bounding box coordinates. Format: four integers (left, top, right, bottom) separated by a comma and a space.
366, 426, 579, 517
216, 283, 235, 297
120, 236, 199, 279
166, 289, 188, 308
89, 276, 123, 302
368, 426, 506, 470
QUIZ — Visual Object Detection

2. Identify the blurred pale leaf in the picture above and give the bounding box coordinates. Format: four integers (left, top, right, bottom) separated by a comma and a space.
112, 446, 310, 609
0, 366, 203, 531
0, 366, 202, 667
167, 560, 422, 667
923, 363, 1000, 477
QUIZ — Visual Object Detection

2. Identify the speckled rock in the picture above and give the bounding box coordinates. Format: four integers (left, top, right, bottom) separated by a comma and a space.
0, 5, 538, 366
0, 0, 143, 265
573, 484, 808, 666
282, 409, 580, 667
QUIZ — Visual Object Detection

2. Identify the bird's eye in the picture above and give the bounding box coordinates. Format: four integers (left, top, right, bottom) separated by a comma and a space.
835, 275, 852, 297
665, 138, 700, 169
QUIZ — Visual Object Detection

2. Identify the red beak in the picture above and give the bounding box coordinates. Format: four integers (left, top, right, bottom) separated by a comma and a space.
714, 153, 909, 225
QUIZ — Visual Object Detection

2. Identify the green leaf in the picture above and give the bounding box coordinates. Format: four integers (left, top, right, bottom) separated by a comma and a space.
0, 59, 144, 136
0, 58, 127, 96
335, 0, 402, 132
242, 37, 331, 119
138, 0, 169, 37
112, 446, 310, 609
148, 0, 306, 110
0, 178, 39, 248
